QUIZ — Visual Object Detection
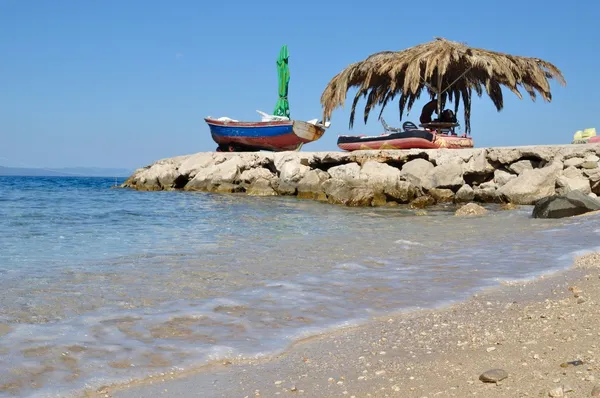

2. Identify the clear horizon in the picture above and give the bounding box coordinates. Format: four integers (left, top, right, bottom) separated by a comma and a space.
0, 164, 133, 171
1, 0, 598, 169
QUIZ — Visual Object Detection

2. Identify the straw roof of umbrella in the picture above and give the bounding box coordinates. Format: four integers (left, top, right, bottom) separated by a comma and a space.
320, 37, 566, 133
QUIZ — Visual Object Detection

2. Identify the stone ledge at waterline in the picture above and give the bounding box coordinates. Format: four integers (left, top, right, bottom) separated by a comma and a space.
121, 144, 600, 207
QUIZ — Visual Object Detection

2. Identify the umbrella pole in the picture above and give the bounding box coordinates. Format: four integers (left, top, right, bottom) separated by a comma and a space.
440, 66, 474, 95
436, 72, 442, 117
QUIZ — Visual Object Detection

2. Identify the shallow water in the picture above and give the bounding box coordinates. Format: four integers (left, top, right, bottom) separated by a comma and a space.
0, 176, 598, 397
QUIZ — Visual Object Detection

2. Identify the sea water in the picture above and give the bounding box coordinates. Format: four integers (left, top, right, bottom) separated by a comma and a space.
0, 176, 598, 397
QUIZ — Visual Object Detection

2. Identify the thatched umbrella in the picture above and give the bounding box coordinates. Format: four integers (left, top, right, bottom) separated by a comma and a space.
320, 37, 566, 134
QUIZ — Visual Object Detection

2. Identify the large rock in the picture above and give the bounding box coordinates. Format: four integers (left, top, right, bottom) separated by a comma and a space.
585, 168, 600, 195
273, 152, 308, 171
246, 178, 277, 196
584, 167, 600, 178
239, 167, 275, 184
532, 190, 600, 219
146, 165, 180, 190
359, 161, 401, 187
508, 159, 537, 175
178, 153, 222, 178
384, 180, 417, 203
581, 154, 599, 169
359, 161, 417, 202
128, 157, 187, 191
493, 169, 517, 187
564, 157, 585, 168
487, 148, 525, 165
497, 162, 562, 205
487, 146, 556, 165
211, 182, 243, 194
409, 195, 435, 209
462, 149, 494, 175
429, 162, 464, 189
456, 203, 488, 216
556, 166, 591, 195
312, 152, 350, 166
327, 162, 361, 181
455, 184, 475, 202
297, 169, 330, 201
297, 169, 330, 192
429, 188, 455, 203
399, 158, 434, 186
426, 152, 476, 184
272, 158, 312, 195
479, 181, 497, 190
279, 161, 311, 184
473, 186, 498, 203
275, 161, 310, 195
473, 178, 499, 202
185, 156, 244, 190
322, 179, 384, 207
429, 148, 474, 166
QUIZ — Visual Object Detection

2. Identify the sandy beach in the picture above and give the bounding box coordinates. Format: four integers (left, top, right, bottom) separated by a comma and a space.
84, 249, 600, 398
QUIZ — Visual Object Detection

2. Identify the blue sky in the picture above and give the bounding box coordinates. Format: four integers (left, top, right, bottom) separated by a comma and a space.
0, 0, 598, 169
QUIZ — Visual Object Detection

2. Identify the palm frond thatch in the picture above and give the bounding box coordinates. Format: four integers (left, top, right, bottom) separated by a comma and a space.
320, 37, 566, 133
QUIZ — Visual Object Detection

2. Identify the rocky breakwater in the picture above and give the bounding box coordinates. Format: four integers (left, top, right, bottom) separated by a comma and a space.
121, 144, 600, 207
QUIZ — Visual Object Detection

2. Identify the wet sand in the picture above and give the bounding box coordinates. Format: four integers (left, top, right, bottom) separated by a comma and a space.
89, 252, 600, 398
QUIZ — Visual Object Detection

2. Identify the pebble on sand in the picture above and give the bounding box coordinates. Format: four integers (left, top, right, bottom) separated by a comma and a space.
548, 386, 564, 397
560, 360, 584, 368
479, 368, 508, 383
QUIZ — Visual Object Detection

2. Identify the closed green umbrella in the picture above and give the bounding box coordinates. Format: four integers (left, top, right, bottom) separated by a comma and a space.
273, 45, 290, 118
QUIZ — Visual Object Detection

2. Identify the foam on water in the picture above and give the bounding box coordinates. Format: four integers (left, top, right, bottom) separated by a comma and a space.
1, 177, 599, 397
394, 239, 424, 246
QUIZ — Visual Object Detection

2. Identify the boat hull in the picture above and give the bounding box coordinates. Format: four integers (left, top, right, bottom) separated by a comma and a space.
205, 118, 326, 152
337, 130, 474, 151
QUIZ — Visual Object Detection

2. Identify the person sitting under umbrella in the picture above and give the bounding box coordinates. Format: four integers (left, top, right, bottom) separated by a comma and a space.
419, 97, 459, 135
419, 97, 438, 124
420, 98, 458, 124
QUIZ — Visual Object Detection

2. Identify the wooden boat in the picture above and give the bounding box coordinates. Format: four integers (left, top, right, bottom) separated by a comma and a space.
337, 120, 473, 151
205, 113, 329, 152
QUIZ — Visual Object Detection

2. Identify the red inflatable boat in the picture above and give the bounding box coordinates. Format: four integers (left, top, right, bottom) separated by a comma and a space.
337, 129, 473, 151
337, 119, 474, 151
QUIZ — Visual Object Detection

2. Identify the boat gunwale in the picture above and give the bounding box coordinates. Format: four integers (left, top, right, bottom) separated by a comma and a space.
204, 117, 293, 128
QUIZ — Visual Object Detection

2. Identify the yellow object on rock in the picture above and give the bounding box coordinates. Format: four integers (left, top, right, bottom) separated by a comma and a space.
583, 127, 597, 138
572, 127, 597, 144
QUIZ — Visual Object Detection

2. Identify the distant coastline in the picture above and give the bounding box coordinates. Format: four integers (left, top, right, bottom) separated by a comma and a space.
0, 166, 133, 177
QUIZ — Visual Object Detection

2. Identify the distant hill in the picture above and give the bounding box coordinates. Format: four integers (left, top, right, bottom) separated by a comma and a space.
0, 166, 134, 177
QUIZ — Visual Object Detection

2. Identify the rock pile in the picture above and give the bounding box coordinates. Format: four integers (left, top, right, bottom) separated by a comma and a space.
122, 145, 600, 208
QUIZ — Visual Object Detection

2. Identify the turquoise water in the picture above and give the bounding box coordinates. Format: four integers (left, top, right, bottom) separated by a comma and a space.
0, 176, 598, 397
